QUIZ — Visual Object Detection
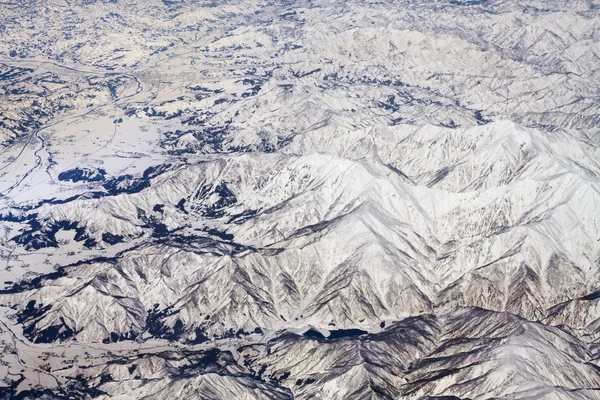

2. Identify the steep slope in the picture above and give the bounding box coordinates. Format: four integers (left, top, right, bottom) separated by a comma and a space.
28, 309, 597, 400
1, 0, 600, 398
3, 121, 600, 349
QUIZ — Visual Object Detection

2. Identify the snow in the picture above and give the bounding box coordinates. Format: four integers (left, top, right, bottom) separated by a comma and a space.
1, 0, 600, 398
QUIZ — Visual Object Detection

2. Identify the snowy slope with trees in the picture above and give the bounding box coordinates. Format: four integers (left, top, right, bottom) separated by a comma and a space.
1, 0, 600, 398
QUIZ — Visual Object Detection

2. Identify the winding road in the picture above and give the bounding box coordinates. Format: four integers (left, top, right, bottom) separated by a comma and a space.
0, 58, 146, 199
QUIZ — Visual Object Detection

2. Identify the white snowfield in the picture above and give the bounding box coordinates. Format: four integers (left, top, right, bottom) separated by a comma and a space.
0, 0, 599, 399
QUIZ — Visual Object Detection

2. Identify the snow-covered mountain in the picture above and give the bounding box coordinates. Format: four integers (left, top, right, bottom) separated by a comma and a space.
1, 0, 600, 399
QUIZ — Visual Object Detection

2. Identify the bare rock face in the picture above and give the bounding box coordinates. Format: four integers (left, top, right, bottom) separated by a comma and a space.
1, 0, 600, 398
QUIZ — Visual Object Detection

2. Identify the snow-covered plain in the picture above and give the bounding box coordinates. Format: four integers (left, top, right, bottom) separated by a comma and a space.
1, 0, 600, 398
